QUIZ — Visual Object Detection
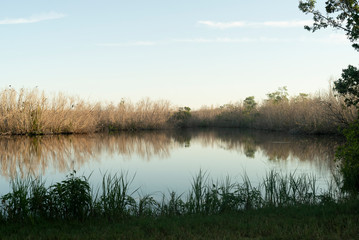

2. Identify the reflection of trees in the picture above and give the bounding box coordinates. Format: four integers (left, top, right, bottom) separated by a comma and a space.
172, 130, 192, 148
187, 129, 342, 171
0, 129, 342, 178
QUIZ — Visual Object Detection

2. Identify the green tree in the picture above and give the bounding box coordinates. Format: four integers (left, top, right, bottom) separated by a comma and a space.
299, 0, 359, 193
334, 65, 359, 108
243, 96, 257, 111
266, 86, 289, 103
299, 0, 359, 109
169, 107, 192, 128
299, 0, 359, 51
335, 121, 359, 192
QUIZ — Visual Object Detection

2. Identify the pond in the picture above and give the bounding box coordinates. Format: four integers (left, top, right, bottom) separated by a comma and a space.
0, 129, 342, 196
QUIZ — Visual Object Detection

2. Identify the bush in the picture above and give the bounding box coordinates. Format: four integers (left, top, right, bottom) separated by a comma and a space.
335, 120, 359, 193
169, 107, 192, 128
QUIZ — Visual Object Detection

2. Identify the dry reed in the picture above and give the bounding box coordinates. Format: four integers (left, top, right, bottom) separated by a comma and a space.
0, 86, 356, 135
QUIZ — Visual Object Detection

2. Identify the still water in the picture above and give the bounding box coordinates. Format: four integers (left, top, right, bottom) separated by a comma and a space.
0, 129, 342, 196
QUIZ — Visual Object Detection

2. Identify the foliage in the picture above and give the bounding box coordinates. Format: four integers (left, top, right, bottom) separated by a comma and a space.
299, 1, 359, 193
0, 170, 345, 223
93, 172, 137, 218
299, 0, 359, 51
335, 120, 359, 193
49, 171, 91, 220
334, 64, 359, 108
243, 96, 257, 112
169, 107, 192, 128
0, 171, 92, 221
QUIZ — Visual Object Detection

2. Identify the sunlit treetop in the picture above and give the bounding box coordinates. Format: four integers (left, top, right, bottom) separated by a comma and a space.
299, 0, 359, 51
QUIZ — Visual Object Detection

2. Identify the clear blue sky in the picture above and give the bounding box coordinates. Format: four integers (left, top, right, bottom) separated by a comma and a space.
1, 0, 357, 108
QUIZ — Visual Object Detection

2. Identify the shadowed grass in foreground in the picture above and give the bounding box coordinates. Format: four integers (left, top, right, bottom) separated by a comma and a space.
0, 170, 358, 239
1, 202, 359, 240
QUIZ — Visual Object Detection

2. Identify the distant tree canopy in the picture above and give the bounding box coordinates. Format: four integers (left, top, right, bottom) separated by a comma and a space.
266, 86, 289, 103
299, 0, 359, 109
243, 96, 257, 111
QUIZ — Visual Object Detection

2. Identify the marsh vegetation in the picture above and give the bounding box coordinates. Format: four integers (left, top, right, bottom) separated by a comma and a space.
0, 87, 358, 239
0, 86, 356, 135
0, 170, 358, 239
0, 170, 348, 221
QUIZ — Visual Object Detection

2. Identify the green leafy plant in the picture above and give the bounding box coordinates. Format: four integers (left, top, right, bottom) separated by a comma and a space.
335, 120, 359, 193
169, 107, 192, 128
49, 171, 91, 220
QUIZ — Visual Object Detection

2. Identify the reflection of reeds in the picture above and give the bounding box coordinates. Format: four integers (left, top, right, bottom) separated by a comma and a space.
0, 130, 341, 178
0, 132, 178, 178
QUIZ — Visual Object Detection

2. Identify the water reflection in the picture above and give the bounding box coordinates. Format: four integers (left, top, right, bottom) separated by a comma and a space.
0, 129, 342, 178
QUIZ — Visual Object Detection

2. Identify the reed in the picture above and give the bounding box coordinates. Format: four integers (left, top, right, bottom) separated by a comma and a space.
92, 172, 137, 219
191, 89, 357, 134
0, 169, 350, 222
0, 86, 356, 135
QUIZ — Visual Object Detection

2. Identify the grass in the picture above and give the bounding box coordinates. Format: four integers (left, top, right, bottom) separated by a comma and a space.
0, 86, 357, 135
0, 170, 358, 239
0, 170, 353, 220
1, 204, 358, 239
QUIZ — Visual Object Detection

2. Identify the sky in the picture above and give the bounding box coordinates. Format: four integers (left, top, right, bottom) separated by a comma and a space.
1, 0, 358, 109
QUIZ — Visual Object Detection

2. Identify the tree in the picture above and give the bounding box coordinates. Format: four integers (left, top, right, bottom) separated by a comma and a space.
243, 96, 257, 111
335, 121, 359, 192
299, 0, 359, 109
169, 107, 192, 128
334, 65, 359, 108
299, 0, 359, 51
266, 86, 289, 103
299, 1, 359, 193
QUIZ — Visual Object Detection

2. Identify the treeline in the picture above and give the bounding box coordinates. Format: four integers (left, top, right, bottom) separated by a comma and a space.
0, 86, 356, 135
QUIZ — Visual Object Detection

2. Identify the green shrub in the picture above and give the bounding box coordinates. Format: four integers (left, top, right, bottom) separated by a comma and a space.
335, 120, 359, 194
49, 171, 91, 220
169, 107, 192, 128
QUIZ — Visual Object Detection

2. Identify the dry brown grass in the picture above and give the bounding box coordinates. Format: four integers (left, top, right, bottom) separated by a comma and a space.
98, 98, 172, 130
0, 88, 99, 134
0, 88, 173, 135
0, 86, 356, 135
191, 88, 357, 134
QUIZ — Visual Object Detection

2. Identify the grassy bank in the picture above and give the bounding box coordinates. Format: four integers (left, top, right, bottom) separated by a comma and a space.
0, 86, 356, 135
1, 202, 358, 239
0, 170, 358, 239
